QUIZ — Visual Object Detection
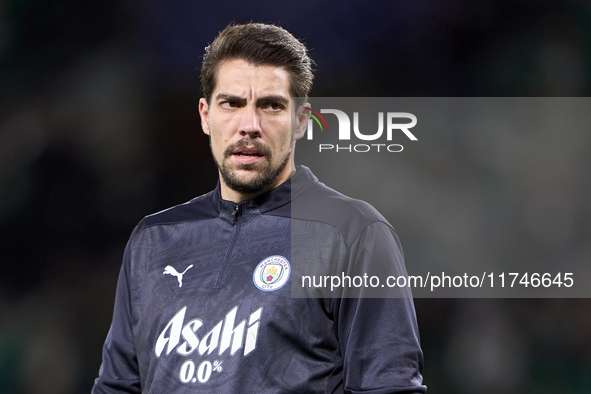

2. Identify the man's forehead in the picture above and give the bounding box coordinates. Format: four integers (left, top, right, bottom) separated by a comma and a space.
213, 59, 291, 99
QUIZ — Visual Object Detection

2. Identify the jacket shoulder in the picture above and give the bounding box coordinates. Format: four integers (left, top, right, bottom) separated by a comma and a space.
136, 191, 217, 233
291, 181, 392, 245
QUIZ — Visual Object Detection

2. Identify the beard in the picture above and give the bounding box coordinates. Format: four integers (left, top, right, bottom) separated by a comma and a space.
212, 137, 292, 195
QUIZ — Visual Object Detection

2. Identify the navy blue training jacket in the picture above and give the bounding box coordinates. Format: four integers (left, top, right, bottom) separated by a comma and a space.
93, 165, 426, 393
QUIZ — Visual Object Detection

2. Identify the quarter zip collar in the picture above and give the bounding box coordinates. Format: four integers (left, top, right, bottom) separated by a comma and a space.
212, 165, 319, 219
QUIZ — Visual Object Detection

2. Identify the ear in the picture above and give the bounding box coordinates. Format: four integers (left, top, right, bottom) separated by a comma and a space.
199, 98, 211, 135
293, 102, 310, 141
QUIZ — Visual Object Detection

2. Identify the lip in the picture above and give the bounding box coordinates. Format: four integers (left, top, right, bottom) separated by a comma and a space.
231, 147, 265, 165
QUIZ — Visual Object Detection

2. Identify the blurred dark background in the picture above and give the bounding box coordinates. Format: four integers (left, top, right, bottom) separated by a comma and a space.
1, 0, 591, 393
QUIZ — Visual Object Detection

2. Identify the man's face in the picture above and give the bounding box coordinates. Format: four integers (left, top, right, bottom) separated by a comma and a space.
199, 59, 306, 200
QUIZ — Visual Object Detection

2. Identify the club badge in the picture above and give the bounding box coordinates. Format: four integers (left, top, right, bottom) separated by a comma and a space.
253, 255, 290, 292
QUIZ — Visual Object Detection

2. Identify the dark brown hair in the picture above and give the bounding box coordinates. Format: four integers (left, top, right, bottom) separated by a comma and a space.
201, 23, 314, 105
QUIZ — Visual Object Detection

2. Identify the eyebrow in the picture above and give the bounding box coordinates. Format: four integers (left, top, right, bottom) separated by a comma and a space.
215, 93, 244, 103
214, 93, 290, 106
256, 95, 289, 106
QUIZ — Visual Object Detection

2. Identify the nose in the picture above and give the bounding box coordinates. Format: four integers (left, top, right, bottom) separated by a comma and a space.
239, 105, 261, 138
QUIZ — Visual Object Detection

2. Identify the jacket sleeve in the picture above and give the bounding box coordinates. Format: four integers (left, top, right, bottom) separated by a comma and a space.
337, 222, 427, 393
92, 235, 141, 393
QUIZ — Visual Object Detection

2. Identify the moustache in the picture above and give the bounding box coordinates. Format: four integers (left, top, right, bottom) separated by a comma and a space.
223, 139, 272, 158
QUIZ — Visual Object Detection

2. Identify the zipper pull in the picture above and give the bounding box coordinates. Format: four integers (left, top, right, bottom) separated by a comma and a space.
231, 205, 239, 216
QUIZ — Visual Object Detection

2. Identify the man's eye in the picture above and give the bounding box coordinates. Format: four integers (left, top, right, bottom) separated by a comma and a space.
265, 102, 284, 111
221, 101, 238, 109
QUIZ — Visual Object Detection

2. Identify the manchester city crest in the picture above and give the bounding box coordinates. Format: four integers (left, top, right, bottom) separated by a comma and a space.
253, 255, 291, 292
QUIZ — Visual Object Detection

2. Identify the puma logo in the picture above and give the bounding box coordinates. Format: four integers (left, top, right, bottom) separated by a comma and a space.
163, 264, 194, 288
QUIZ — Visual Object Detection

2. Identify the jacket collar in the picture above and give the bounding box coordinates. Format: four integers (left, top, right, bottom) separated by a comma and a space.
212, 165, 318, 215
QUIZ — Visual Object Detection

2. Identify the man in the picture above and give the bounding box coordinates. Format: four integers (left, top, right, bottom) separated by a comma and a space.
93, 23, 426, 393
